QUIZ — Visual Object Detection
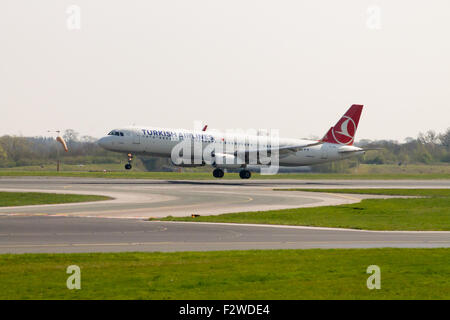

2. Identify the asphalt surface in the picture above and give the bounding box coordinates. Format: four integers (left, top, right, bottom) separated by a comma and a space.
1, 216, 449, 253
1, 177, 449, 219
0, 177, 449, 253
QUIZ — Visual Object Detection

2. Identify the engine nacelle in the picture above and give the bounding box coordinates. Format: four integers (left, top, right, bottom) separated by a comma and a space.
212, 153, 245, 169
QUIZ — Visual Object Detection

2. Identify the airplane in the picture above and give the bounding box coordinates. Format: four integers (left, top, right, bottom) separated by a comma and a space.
98, 104, 369, 179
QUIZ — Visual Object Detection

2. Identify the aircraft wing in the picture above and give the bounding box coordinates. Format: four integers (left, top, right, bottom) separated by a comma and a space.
233, 141, 323, 158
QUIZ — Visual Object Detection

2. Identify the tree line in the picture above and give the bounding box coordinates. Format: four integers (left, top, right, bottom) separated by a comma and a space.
0, 128, 449, 172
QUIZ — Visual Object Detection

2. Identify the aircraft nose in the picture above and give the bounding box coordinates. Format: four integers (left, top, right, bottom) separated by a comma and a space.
97, 137, 108, 148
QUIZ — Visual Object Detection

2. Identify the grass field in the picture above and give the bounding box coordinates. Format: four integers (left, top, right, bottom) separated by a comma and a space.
0, 163, 145, 172
157, 189, 450, 231
0, 192, 111, 207
0, 249, 448, 299
352, 163, 450, 175
277, 188, 450, 196
2, 163, 450, 175
1, 170, 450, 180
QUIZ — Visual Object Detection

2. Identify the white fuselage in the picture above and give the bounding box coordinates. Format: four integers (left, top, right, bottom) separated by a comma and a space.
98, 126, 364, 168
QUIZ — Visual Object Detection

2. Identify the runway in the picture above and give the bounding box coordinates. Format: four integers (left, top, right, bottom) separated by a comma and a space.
1, 216, 449, 253
1, 177, 449, 219
0, 177, 449, 253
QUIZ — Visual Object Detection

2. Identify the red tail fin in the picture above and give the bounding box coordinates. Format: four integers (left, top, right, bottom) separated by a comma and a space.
321, 104, 363, 145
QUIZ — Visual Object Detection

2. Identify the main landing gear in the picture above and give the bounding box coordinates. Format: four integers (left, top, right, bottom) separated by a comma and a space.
212, 168, 251, 179
239, 169, 251, 179
125, 153, 133, 170
213, 168, 224, 178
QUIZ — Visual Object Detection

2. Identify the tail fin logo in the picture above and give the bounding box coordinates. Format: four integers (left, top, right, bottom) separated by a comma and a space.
332, 116, 356, 145
321, 104, 363, 145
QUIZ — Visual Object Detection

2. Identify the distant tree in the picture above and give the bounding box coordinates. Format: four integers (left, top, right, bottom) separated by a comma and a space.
398, 152, 410, 165
418, 130, 439, 145
358, 139, 372, 146
439, 128, 450, 148
0, 144, 7, 160
0, 136, 32, 162
80, 135, 97, 143
63, 129, 79, 144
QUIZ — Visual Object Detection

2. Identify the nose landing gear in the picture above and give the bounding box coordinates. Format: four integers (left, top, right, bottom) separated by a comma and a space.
125, 153, 133, 170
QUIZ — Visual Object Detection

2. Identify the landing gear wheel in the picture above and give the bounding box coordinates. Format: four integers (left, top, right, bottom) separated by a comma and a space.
239, 170, 251, 179
213, 168, 224, 178
125, 153, 133, 170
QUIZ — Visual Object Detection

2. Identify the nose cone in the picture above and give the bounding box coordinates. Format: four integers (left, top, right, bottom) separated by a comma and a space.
97, 137, 109, 149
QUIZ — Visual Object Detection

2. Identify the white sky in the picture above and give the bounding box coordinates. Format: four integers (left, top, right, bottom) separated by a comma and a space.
1, 0, 449, 142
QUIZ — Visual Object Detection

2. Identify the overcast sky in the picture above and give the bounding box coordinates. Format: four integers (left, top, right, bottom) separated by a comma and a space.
1, 1, 449, 142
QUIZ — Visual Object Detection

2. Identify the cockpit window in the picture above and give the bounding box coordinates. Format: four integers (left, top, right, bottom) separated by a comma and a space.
107, 130, 124, 136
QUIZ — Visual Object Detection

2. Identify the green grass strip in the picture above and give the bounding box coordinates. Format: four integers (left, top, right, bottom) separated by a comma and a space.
157, 189, 450, 231
0, 249, 449, 299
0, 192, 111, 207
277, 188, 450, 197
0, 171, 449, 179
